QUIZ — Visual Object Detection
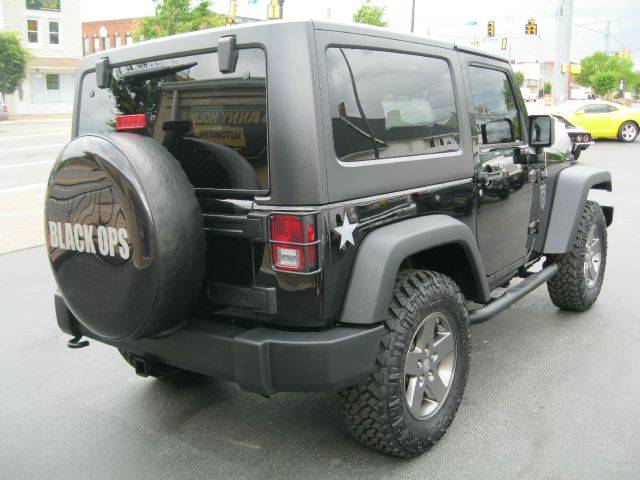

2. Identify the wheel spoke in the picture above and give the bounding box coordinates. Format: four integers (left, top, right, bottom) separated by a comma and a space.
415, 315, 437, 351
588, 259, 597, 280
404, 351, 424, 376
433, 331, 455, 362
406, 377, 425, 415
424, 371, 448, 403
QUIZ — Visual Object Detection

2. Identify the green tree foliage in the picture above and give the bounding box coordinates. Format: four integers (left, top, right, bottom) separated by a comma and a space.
133, 0, 226, 41
352, 0, 388, 27
590, 71, 618, 97
574, 51, 637, 96
543, 82, 552, 95
0, 32, 31, 100
513, 71, 525, 89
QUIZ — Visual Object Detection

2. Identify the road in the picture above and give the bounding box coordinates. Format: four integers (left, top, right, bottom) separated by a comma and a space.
1, 138, 638, 479
0, 118, 71, 253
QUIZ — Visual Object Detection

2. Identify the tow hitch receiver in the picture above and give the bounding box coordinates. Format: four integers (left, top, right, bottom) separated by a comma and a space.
67, 336, 89, 349
131, 356, 150, 377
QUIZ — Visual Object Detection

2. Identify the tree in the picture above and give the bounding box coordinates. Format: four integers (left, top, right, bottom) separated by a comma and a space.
513, 71, 525, 89
590, 71, 618, 97
574, 51, 636, 97
543, 82, 552, 95
132, 0, 226, 41
352, 0, 388, 27
0, 32, 31, 101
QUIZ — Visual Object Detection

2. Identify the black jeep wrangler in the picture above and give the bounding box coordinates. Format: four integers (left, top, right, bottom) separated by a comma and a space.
46, 21, 613, 457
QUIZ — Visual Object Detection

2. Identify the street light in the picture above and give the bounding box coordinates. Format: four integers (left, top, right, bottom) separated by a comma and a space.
99, 25, 109, 51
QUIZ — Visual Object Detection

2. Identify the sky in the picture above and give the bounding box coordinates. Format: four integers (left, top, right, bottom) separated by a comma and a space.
80, 0, 640, 63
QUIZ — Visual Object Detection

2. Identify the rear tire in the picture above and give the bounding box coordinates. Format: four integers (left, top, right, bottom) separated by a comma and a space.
339, 270, 470, 457
547, 201, 607, 311
618, 121, 638, 142
119, 350, 201, 384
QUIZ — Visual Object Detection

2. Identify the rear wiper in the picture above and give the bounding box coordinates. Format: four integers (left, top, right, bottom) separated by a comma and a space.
120, 62, 198, 82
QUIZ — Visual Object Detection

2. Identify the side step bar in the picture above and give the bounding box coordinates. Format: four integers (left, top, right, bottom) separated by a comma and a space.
469, 263, 559, 324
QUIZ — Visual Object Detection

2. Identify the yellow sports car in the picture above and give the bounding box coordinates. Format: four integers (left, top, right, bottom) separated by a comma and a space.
554, 100, 640, 143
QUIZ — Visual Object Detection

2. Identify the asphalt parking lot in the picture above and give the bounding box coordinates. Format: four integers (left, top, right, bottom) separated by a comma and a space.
1, 139, 639, 479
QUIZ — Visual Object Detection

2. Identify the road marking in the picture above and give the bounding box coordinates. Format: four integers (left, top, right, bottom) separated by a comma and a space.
0, 183, 47, 194
0, 143, 65, 154
0, 159, 56, 169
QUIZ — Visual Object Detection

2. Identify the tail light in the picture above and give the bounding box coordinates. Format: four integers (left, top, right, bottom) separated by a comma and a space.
116, 114, 146, 130
270, 213, 319, 273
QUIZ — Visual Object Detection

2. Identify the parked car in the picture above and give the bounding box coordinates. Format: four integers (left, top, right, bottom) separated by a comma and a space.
0, 102, 8, 121
45, 20, 612, 458
554, 100, 640, 142
553, 115, 594, 160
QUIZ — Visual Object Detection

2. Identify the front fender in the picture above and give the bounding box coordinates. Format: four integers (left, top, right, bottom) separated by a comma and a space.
543, 166, 612, 254
339, 215, 490, 325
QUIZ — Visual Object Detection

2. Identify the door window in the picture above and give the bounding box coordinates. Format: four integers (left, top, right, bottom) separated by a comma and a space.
326, 48, 459, 162
468, 66, 522, 144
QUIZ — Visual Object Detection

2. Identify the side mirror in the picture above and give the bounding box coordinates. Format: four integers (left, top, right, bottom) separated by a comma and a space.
528, 115, 555, 148
481, 119, 514, 144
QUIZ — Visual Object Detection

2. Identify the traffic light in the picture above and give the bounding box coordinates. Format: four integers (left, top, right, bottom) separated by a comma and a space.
501, 37, 508, 50
488, 21, 495, 37
267, 0, 281, 20
525, 19, 537, 35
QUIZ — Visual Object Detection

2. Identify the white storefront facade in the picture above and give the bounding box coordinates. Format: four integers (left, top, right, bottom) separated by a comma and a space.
1, 0, 81, 115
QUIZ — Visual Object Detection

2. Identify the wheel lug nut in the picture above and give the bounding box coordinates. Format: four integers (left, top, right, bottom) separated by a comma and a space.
419, 375, 424, 386
427, 371, 434, 381
416, 360, 422, 369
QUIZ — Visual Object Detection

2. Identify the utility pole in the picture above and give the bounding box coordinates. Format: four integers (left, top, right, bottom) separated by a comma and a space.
604, 20, 611, 53
410, 0, 416, 33
552, 0, 574, 106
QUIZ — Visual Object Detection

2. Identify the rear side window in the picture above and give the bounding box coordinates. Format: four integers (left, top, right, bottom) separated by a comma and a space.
78, 49, 268, 192
468, 66, 522, 144
326, 48, 459, 162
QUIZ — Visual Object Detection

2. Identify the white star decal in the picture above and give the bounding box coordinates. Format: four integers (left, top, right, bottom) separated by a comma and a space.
334, 215, 357, 250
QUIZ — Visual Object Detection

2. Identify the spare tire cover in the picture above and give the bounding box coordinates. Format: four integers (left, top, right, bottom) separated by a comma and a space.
45, 133, 206, 340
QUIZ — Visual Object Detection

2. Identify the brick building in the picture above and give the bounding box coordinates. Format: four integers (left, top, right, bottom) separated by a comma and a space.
81, 17, 138, 56
0, 0, 82, 114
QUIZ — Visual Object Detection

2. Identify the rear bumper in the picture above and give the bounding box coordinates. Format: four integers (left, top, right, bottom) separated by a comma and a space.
55, 294, 383, 396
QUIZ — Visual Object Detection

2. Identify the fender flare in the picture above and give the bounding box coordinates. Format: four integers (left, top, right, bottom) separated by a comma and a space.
339, 215, 490, 325
543, 166, 612, 254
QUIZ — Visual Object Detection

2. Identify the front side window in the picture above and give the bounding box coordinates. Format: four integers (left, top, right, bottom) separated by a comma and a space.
78, 49, 268, 191
49, 21, 59, 45
326, 48, 459, 162
468, 66, 522, 144
27, 19, 38, 43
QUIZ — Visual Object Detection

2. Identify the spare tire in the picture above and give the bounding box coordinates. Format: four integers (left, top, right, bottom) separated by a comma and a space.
45, 133, 206, 340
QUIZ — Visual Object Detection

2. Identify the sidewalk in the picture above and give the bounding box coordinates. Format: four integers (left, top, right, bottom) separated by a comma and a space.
4, 113, 72, 123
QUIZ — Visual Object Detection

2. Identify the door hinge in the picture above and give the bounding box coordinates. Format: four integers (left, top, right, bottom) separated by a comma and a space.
528, 220, 540, 235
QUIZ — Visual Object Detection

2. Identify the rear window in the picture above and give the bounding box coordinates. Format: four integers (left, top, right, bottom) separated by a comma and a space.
78, 48, 268, 192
